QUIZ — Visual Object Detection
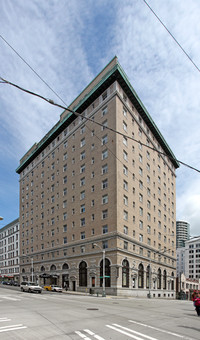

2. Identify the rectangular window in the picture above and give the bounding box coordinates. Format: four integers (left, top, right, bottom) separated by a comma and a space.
80, 177, 85, 186
102, 164, 108, 174
102, 91, 107, 101
123, 121, 127, 132
102, 120, 107, 131
123, 180, 128, 190
80, 191, 85, 200
123, 195, 128, 206
102, 225, 108, 234
102, 240, 108, 249
102, 106, 108, 116
123, 165, 128, 176
80, 164, 85, 173
80, 218, 85, 227
139, 220, 143, 229
124, 241, 128, 250
139, 167, 143, 176
102, 179, 108, 189
102, 135, 108, 145
123, 150, 128, 161
81, 232, 85, 239
80, 138, 85, 147
124, 210, 128, 221
124, 225, 128, 234
80, 204, 85, 213
123, 136, 128, 146
102, 149, 108, 160
80, 151, 86, 160
102, 210, 108, 219
102, 194, 108, 204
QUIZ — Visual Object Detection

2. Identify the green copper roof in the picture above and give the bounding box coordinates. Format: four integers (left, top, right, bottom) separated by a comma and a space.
16, 58, 179, 174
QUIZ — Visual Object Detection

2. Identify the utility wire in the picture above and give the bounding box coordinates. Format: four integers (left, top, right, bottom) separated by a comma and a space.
0, 76, 182, 237
1, 33, 199, 173
142, 0, 200, 74
1, 76, 200, 174
0, 34, 67, 106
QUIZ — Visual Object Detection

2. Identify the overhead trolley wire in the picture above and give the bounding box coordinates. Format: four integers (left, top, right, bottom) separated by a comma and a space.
1, 76, 200, 174
142, 0, 200, 74
0, 34, 67, 106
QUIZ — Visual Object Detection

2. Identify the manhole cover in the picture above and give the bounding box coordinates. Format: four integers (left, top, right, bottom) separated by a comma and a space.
87, 308, 99, 310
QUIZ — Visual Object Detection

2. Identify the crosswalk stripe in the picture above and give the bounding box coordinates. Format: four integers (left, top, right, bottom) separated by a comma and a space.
84, 329, 105, 340
0, 318, 11, 322
0, 326, 27, 333
129, 320, 195, 340
113, 324, 158, 340
107, 324, 157, 340
1, 296, 20, 301
75, 330, 91, 340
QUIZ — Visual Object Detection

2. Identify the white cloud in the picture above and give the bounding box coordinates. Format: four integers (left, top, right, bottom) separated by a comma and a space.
1, 0, 200, 232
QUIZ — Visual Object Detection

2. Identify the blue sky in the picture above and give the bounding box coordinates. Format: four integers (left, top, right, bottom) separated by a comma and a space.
1, 0, 200, 235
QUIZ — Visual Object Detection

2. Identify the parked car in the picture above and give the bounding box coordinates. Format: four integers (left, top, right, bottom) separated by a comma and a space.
20, 281, 42, 293
10, 281, 20, 286
51, 285, 63, 292
43, 284, 62, 292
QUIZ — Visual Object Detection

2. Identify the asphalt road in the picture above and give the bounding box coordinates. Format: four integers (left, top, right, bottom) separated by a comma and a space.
0, 286, 199, 340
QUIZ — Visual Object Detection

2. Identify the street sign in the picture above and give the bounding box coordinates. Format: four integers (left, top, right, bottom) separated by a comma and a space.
100, 276, 110, 278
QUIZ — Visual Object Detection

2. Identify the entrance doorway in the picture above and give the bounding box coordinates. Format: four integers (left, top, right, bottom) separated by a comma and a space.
72, 281, 76, 291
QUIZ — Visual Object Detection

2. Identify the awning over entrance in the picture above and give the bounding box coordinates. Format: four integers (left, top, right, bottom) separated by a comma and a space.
39, 273, 51, 278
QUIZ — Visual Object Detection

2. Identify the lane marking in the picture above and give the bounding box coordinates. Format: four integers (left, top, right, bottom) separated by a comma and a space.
113, 323, 158, 340
0, 326, 27, 333
1, 296, 21, 301
84, 329, 105, 340
0, 324, 27, 333
107, 324, 155, 340
129, 320, 195, 340
0, 317, 11, 322
75, 330, 91, 339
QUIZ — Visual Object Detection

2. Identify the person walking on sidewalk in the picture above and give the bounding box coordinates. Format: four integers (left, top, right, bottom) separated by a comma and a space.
194, 293, 200, 316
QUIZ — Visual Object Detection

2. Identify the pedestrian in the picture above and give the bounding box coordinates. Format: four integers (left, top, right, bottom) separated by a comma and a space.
194, 293, 200, 317
192, 290, 197, 307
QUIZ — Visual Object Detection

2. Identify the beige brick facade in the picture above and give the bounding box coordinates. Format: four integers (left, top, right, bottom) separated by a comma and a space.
17, 57, 178, 297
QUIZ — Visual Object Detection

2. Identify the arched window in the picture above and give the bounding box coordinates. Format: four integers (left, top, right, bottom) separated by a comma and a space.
22, 268, 25, 273
163, 270, 167, 290
62, 263, 69, 270
157, 268, 161, 289
50, 264, 56, 271
41, 266, 45, 272
100, 258, 111, 287
138, 263, 144, 288
122, 259, 129, 287
79, 261, 87, 286
146, 265, 150, 289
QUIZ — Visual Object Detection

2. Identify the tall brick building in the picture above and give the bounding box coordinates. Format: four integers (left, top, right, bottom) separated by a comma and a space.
16, 57, 179, 297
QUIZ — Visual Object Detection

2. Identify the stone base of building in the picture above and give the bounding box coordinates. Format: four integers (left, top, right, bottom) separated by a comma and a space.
76, 287, 176, 299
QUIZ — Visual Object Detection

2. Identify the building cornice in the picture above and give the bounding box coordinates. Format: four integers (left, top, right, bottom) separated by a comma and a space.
16, 57, 179, 174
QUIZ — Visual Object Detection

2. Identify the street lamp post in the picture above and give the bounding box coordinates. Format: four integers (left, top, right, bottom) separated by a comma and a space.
148, 259, 152, 299
31, 257, 34, 282
93, 243, 106, 297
